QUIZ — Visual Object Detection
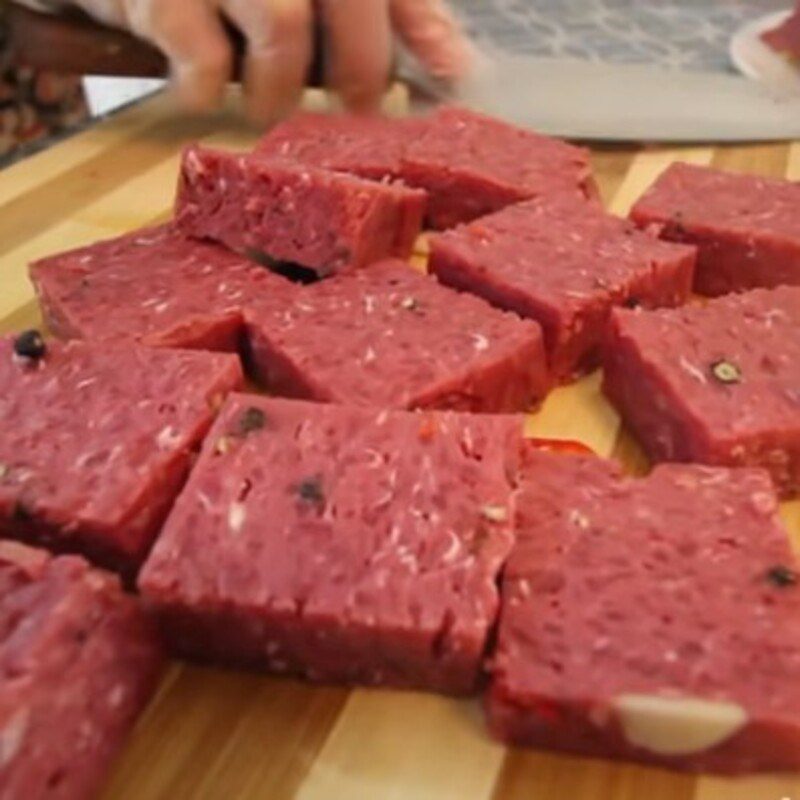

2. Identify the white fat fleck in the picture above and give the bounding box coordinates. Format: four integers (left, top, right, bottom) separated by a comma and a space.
364, 448, 384, 468
762, 308, 788, 327
364, 347, 377, 364
154, 301, 170, 314
398, 551, 419, 572
185, 148, 206, 177
375, 410, 389, 427
678, 356, 707, 385
228, 502, 247, 534
388, 523, 402, 545
472, 333, 490, 352
108, 684, 126, 708
141, 297, 161, 308
196, 491, 214, 513
156, 426, 180, 450
481, 504, 508, 523
517, 579, 531, 598
0, 709, 29, 768
751, 491, 778, 515
296, 303, 313, 313
568, 509, 590, 529
441, 531, 461, 563
363, 295, 376, 314
75, 377, 97, 390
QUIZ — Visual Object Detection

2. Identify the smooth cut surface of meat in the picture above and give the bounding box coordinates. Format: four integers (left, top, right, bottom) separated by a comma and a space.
175, 146, 426, 276
487, 448, 800, 773
631, 162, 800, 296
139, 396, 523, 694
430, 194, 696, 382
255, 112, 425, 182
0, 337, 243, 574
603, 286, 800, 497
30, 225, 296, 351
402, 106, 598, 229
0, 541, 162, 800
244, 259, 549, 412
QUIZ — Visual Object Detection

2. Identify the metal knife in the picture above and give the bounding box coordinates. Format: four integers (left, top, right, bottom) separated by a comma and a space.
9, 5, 800, 143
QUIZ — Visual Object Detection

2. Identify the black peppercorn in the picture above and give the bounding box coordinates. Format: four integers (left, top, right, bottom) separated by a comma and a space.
237, 407, 267, 436
13, 330, 46, 361
295, 475, 325, 509
766, 565, 798, 588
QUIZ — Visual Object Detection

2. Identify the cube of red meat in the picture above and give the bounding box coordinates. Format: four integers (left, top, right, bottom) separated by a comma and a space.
255, 111, 424, 182
487, 448, 800, 773
175, 146, 426, 276
430, 194, 696, 382
402, 107, 598, 229
630, 162, 800, 296
30, 225, 295, 351
139, 396, 523, 694
0, 337, 243, 574
602, 286, 800, 497
0, 541, 162, 798
244, 260, 549, 412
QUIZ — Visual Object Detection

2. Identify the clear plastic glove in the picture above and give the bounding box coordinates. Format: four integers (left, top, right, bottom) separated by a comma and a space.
19, 0, 472, 123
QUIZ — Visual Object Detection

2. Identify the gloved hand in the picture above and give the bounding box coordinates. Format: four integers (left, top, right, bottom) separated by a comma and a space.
18, 0, 472, 123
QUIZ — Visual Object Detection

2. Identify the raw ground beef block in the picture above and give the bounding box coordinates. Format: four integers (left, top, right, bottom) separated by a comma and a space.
487, 449, 800, 773
429, 194, 696, 382
0, 541, 162, 800
630, 162, 800, 296
602, 286, 800, 497
244, 259, 549, 412
30, 225, 295, 351
175, 145, 426, 276
255, 111, 424, 181
0, 336, 243, 574
401, 106, 598, 230
139, 395, 523, 693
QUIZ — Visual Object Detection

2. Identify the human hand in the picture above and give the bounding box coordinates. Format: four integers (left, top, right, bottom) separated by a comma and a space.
18, 0, 473, 123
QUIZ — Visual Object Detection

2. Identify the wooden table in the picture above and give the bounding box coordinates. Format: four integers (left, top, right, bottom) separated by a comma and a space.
1, 88, 798, 800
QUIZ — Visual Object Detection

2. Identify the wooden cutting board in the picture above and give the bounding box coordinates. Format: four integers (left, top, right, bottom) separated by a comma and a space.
0, 87, 798, 800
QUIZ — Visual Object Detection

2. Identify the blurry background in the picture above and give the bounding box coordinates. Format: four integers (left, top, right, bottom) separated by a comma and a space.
458, 0, 787, 72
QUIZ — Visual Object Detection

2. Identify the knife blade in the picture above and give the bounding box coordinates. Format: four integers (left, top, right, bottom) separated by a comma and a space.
454, 52, 800, 143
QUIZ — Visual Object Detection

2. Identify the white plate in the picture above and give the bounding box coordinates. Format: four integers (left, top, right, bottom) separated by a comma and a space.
730, 9, 800, 94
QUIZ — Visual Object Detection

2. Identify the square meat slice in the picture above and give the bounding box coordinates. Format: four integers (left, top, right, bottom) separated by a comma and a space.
487, 449, 800, 773
175, 146, 426, 276
244, 260, 549, 412
0, 541, 162, 799
30, 225, 295, 351
401, 106, 597, 230
0, 336, 243, 575
430, 195, 696, 382
255, 111, 424, 181
602, 286, 800, 497
630, 162, 800, 296
139, 396, 523, 694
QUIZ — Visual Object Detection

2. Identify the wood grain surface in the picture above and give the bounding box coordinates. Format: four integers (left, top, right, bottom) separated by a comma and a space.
0, 87, 798, 800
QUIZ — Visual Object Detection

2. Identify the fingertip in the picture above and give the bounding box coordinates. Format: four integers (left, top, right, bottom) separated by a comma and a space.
391, 0, 475, 83
171, 50, 231, 112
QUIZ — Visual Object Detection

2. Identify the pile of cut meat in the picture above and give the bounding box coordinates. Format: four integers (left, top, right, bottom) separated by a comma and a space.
3, 106, 800, 793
